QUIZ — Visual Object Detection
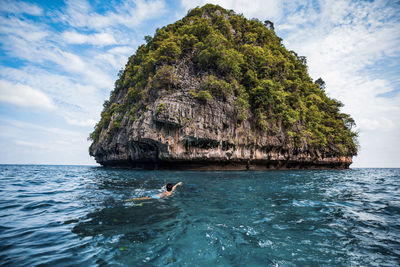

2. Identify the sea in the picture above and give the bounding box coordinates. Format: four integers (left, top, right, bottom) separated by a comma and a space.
0, 165, 399, 266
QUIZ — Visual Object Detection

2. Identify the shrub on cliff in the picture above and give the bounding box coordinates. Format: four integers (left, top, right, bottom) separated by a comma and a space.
152, 65, 178, 90
197, 90, 213, 102
201, 75, 233, 101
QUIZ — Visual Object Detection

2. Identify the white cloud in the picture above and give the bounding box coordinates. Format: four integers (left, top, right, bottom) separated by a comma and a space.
4, 118, 82, 137
0, 0, 43, 16
0, 15, 115, 89
358, 117, 396, 132
101, 46, 136, 69
180, 0, 283, 21
65, 117, 97, 127
59, 0, 167, 30
62, 30, 117, 46
0, 17, 49, 42
0, 80, 57, 110
51, 50, 114, 88
15, 140, 49, 149
0, 118, 97, 165
0, 66, 105, 132
108, 46, 134, 56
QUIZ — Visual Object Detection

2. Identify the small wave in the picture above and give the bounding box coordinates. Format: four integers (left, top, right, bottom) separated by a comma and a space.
21, 200, 60, 211
292, 199, 323, 207
0, 203, 21, 211
253, 217, 271, 224
383, 204, 400, 215
258, 239, 273, 248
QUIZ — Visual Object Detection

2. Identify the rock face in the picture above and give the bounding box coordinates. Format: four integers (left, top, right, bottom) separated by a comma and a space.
90, 63, 352, 170
89, 4, 357, 170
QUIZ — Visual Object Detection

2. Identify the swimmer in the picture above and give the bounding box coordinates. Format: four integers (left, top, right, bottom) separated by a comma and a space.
125, 182, 183, 202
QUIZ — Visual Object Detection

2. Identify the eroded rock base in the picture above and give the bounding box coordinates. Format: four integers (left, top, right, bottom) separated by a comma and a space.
100, 159, 350, 170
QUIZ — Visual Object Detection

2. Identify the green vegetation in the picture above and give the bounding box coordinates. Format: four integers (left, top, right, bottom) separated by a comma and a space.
201, 75, 233, 101
197, 90, 213, 102
152, 65, 178, 90
89, 4, 358, 156
156, 102, 166, 115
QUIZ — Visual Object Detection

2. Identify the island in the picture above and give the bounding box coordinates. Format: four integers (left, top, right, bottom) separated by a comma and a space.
89, 4, 358, 170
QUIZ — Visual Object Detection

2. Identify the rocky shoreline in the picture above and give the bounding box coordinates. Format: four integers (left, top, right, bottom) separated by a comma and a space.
97, 159, 351, 170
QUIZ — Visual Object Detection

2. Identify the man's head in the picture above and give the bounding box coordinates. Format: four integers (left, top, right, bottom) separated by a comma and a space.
166, 183, 173, 191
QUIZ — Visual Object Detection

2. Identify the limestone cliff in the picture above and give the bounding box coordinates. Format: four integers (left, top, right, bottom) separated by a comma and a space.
89, 4, 357, 170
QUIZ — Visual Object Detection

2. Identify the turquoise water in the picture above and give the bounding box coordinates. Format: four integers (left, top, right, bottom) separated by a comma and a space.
0, 166, 399, 266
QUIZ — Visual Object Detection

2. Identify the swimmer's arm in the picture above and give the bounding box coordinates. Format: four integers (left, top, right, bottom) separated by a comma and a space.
172, 182, 183, 192
124, 196, 152, 202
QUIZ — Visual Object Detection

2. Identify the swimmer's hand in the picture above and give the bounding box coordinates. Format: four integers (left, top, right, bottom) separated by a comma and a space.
171, 182, 183, 192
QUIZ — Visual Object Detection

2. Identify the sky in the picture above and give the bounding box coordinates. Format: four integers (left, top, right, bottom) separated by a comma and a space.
0, 0, 399, 167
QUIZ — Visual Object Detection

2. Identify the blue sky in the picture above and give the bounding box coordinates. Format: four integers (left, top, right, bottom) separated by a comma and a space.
0, 0, 399, 167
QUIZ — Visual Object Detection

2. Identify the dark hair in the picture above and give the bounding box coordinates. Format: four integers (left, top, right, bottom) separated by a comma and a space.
166, 183, 173, 191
